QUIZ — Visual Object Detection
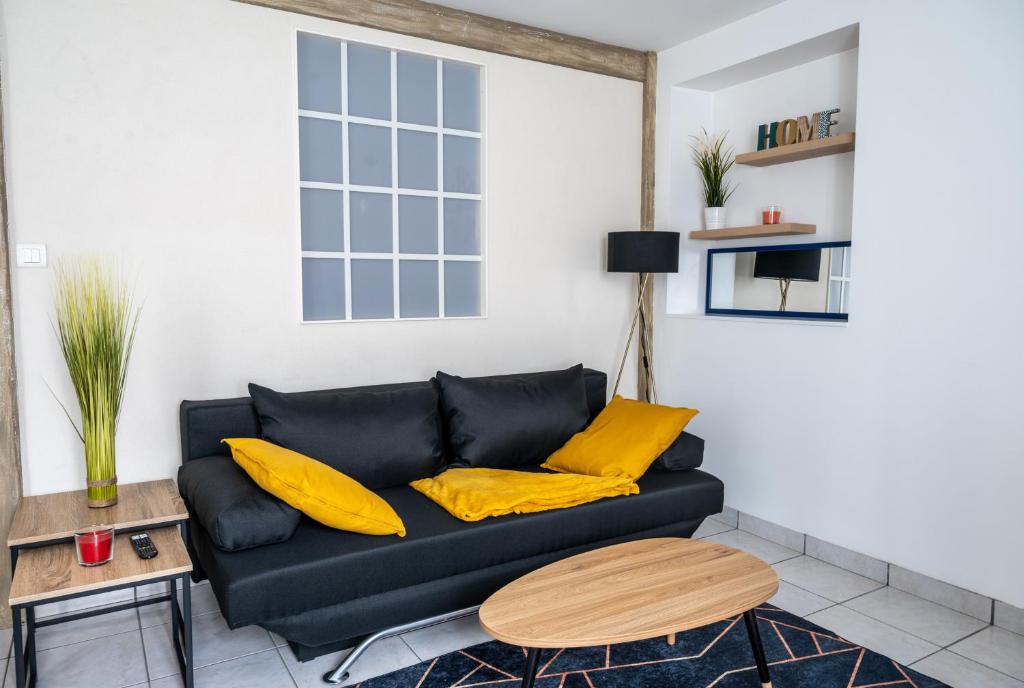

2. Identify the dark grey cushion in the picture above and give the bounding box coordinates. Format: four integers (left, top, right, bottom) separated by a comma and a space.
248, 382, 445, 490
177, 456, 300, 552
435, 364, 590, 469
653, 431, 705, 471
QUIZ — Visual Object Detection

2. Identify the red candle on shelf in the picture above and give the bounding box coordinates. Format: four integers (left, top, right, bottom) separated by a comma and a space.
762, 205, 782, 225
75, 526, 115, 566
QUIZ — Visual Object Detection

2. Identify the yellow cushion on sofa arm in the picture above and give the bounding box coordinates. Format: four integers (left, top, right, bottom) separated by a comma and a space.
223, 438, 406, 537
541, 396, 698, 480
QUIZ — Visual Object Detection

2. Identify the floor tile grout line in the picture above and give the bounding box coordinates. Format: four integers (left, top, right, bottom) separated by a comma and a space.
833, 586, 996, 650
907, 646, 948, 673
773, 566, 884, 608
826, 599, 950, 651
32, 625, 144, 654
944, 625, 992, 650
279, 643, 302, 686
400, 633, 426, 662
273, 643, 300, 688
136, 591, 155, 685
941, 640, 1024, 685
150, 645, 284, 682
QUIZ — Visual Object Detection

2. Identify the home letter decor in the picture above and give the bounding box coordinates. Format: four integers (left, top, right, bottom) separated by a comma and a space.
817, 108, 840, 138
796, 116, 814, 142
756, 122, 779, 151
757, 107, 840, 151
775, 119, 799, 146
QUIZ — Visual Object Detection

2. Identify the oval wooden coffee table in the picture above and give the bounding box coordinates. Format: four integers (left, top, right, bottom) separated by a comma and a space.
480, 537, 780, 688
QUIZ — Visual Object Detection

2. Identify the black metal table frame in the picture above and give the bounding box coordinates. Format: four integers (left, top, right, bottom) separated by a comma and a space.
517, 608, 773, 688
8, 521, 194, 688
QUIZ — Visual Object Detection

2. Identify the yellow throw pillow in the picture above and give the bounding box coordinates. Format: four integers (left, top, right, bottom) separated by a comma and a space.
223, 438, 406, 537
542, 396, 698, 480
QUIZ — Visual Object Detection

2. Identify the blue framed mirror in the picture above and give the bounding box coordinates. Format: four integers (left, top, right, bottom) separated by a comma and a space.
705, 241, 851, 321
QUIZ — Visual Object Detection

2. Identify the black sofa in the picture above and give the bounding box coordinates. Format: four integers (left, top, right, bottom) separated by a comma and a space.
178, 368, 724, 661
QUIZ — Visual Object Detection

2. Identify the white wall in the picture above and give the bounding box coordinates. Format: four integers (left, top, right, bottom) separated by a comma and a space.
654, 0, 1024, 607
0, 1, 641, 496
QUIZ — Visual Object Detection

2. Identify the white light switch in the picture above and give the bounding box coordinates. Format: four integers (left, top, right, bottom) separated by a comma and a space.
16, 244, 47, 268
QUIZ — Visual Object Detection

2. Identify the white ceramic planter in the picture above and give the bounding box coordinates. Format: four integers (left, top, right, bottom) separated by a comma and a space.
704, 207, 727, 229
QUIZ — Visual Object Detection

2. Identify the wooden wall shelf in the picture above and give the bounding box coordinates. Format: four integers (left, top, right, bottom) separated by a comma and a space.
736, 132, 855, 167
689, 223, 816, 241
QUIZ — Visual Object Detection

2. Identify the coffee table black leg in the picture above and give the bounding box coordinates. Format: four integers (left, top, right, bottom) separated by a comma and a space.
520, 647, 541, 688
743, 609, 772, 688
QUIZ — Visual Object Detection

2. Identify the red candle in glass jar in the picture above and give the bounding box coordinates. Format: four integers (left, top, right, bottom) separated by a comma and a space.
762, 205, 782, 225
75, 527, 115, 566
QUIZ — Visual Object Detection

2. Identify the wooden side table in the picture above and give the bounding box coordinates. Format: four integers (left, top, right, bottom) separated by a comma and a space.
7, 479, 194, 688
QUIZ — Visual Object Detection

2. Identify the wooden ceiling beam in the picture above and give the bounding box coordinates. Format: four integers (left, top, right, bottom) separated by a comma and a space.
233, 0, 649, 82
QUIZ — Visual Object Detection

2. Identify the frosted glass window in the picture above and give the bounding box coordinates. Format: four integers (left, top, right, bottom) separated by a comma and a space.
443, 199, 480, 255
830, 247, 846, 277
347, 44, 390, 120
302, 258, 345, 321
349, 192, 392, 253
443, 135, 480, 193
399, 196, 438, 254
397, 53, 437, 126
443, 61, 481, 132
400, 261, 439, 317
297, 36, 482, 321
398, 130, 437, 190
351, 259, 394, 319
299, 117, 342, 183
298, 33, 341, 114
349, 123, 391, 187
444, 261, 481, 316
301, 189, 344, 251
827, 283, 841, 313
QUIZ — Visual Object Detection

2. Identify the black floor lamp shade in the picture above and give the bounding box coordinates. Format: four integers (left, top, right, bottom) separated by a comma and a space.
607, 231, 680, 273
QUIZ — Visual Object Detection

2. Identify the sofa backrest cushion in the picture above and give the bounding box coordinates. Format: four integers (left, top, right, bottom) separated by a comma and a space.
436, 364, 590, 469
248, 381, 445, 490
179, 370, 608, 463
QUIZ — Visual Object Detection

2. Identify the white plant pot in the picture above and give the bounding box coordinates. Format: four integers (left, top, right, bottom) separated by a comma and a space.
704, 207, 727, 229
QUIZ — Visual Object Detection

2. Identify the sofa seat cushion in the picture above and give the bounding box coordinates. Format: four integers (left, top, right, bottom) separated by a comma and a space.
196, 467, 724, 628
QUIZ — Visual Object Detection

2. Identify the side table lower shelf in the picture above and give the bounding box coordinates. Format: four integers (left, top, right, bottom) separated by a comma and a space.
8, 525, 194, 688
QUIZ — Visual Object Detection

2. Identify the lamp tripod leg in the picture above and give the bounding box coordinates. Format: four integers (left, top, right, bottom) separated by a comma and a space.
637, 272, 657, 404
612, 273, 650, 399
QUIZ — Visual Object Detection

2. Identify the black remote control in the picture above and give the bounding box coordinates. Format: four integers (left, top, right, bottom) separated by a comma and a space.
130, 533, 158, 560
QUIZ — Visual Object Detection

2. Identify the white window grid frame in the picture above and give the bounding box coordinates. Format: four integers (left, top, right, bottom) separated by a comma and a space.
293, 31, 487, 323
826, 246, 851, 313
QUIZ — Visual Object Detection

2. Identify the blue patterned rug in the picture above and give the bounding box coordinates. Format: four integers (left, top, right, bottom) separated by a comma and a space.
357, 605, 948, 687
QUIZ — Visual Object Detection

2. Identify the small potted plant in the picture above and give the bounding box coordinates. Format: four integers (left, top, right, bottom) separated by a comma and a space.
53, 258, 140, 507
690, 129, 736, 229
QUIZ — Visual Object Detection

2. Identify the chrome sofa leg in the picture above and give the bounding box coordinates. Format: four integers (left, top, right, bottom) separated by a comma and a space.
322, 605, 482, 684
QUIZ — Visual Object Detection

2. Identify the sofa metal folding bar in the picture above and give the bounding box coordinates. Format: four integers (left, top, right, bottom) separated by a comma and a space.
322, 605, 482, 684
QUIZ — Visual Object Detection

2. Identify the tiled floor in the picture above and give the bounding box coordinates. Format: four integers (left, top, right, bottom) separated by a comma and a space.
2, 521, 1021, 688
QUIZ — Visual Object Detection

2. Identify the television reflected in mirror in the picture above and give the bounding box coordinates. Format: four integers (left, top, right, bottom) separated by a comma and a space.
706, 241, 851, 321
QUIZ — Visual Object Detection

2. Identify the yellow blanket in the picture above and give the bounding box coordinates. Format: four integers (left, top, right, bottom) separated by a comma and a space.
410, 467, 638, 522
